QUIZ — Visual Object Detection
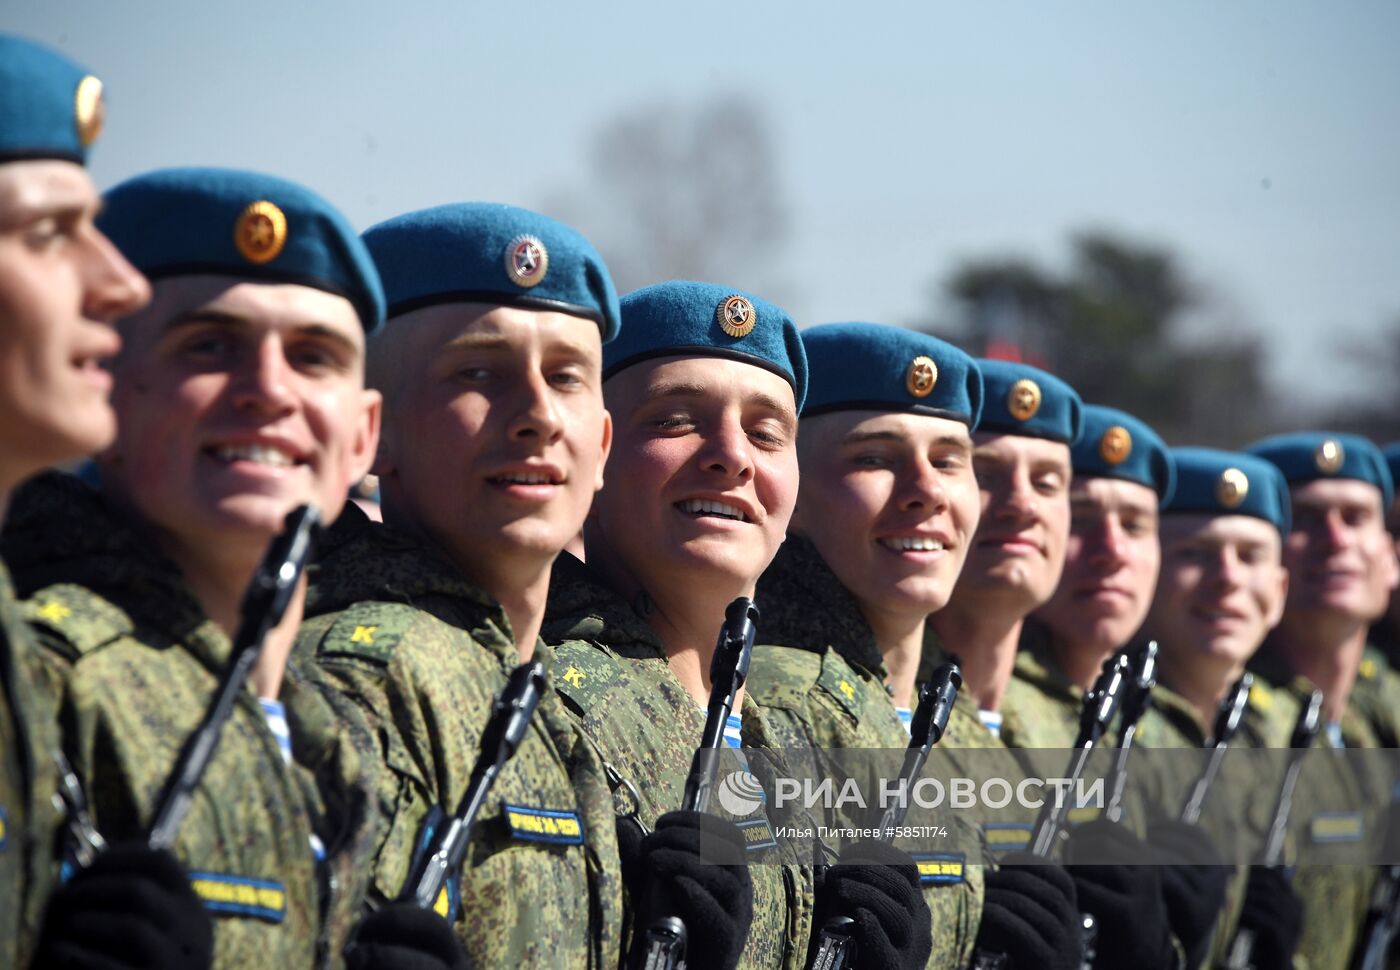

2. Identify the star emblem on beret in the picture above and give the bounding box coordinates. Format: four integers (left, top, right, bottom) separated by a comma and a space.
1217, 468, 1250, 508
234, 200, 288, 265
906, 355, 938, 398
717, 295, 756, 338
1100, 426, 1133, 465
504, 235, 549, 288
1007, 379, 1042, 422
1315, 438, 1345, 474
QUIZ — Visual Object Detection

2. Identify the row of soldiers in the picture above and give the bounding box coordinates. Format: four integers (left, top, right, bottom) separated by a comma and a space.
3, 32, 1399, 970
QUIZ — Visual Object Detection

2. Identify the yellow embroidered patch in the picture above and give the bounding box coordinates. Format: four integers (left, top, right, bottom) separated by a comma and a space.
188, 871, 287, 922
562, 665, 586, 688
349, 625, 377, 644
35, 601, 72, 623
503, 805, 586, 845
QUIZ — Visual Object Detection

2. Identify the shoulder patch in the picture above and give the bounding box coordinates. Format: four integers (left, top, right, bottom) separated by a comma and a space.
747, 643, 823, 711
313, 603, 420, 665
550, 639, 620, 717
22, 583, 133, 659
815, 648, 869, 723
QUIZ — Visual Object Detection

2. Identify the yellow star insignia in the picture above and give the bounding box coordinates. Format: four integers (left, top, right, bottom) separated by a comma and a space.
36, 601, 71, 623
350, 625, 377, 644
562, 666, 587, 689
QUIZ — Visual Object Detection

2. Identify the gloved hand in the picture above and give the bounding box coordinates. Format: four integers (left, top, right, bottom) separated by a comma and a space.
617, 810, 753, 970
32, 843, 214, 970
346, 903, 472, 970
811, 839, 932, 970
1233, 866, 1302, 970
1063, 820, 1176, 969
975, 852, 1083, 970
1148, 820, 1230, 970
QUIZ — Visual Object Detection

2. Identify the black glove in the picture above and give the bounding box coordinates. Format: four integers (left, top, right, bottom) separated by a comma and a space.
811, 839, 933, 970
32, 843, 214, 970
1063, 820, 1176, 969
619, 810, 753, 970
975, 852, 1083, 970
1233, 866, 1302, 970
1148, 821, 1230, 970
346, 903, 472, 970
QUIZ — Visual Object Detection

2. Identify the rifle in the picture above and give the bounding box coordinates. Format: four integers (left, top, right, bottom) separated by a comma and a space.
402, 660, 547, 916
1179, 673, 1253, 825
1224, 688, 1323, 969
807, 661, 963, 970
1030, 651, 1132, 856
146, 504, 319, 852
970, 652, 1133, 970
1105, 642, 1158, 824
635, 597, 759, 970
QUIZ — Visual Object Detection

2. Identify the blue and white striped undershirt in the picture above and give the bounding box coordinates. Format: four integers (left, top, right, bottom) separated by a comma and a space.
259, 697, 325, 861
1325, 721, 1346, 750
721, 713, 744, 749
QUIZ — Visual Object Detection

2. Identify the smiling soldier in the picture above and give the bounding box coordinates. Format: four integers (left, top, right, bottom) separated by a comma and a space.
0, 167, 405, 969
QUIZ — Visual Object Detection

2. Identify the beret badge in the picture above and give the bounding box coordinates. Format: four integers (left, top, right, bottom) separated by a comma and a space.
1007, 378, 1041, 422
504, 234, 548, 288
234, 200, 288, 265
716, 294, 756, 338
1216, 468, 1249, 509
1100, 426, 1133, 465
73, 74, 104, 148
905, 355, 938, 398
1314, 438, 1345, 474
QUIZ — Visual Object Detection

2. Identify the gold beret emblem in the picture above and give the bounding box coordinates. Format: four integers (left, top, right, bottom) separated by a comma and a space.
74, 75, 104, 148
504, 234, 548, 288
905, 355, 938, 398
1007, 378, 1042, 422
1315, 438, 1344, 474
717, 295, 756, 338
1099, 426, 1133, 465
1217, 468, 1249, 508
234, 201, 288, 265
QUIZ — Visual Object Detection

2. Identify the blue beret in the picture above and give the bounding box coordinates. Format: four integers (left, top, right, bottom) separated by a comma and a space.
98, 167, 385, 334
1382, 444, 1400, 509
1072, 404, 1176, 504
1163, 448, 1291, 536
609, 281, 807, 410
362, 203, 620, 342
0, 35, 104, 164
800, 322, 982, 428
975, 360, 1083, 444
1246, 432, 1394, 512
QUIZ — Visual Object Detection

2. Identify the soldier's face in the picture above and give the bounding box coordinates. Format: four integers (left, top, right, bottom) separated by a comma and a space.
1034, 477, 1161, 651
594, 356, 798, 595
1150, 514, 1287, 673
374, 303, 610, 577
951, 433, 1071, 611
793, 410, 978, 619
1283, 479, 1398, 622
102, 276, 379, 553
0, 161, 148, 488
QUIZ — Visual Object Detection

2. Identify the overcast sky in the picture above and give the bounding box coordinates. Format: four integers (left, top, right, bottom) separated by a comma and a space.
12, 1, 1399, 411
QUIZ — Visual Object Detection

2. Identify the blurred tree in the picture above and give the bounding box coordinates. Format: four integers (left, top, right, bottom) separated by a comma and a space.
1325, 315, 1400, 443
937, 231, 1274, 446
542, 93, 790, 300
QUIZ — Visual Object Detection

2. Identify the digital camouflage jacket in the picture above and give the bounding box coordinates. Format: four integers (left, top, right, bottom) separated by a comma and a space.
541, 552, 817, 970
297, 505, 624, 970
0, 472, 379, 970
0, 558, 63, 968
748, 535, 986, 969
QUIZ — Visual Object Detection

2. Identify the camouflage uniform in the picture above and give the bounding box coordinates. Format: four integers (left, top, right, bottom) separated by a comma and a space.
297, 504, 623, 970
1246, 648, 1386, 970
0, 471, 380, 969
0, 558, 64, 967
747, 536, 985, 969
1346, 645, 1400, 749
541, 552, 816, 970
